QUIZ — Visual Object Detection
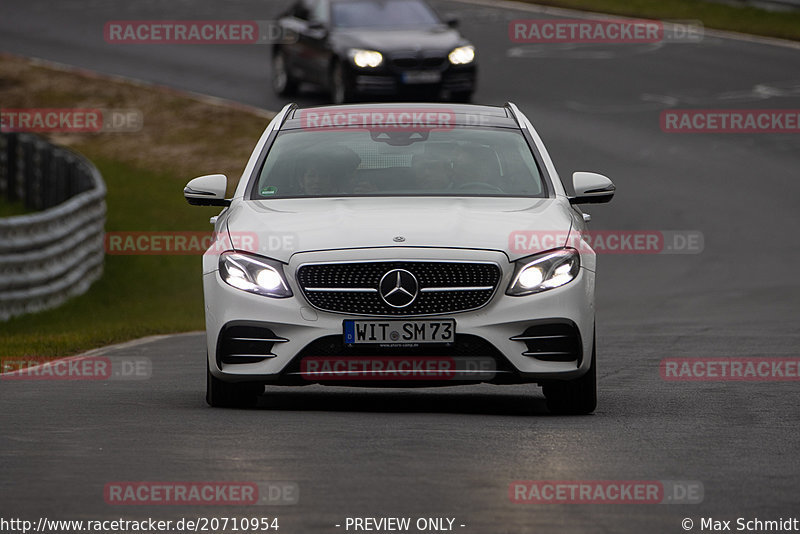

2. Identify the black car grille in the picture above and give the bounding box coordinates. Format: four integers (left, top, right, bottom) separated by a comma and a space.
511, 320, 583, 364
296, 261, 501, 316
294, 334, 503, 358
216, 322, 288, 365
282, 333, 515, 370
390, 56, 446, 69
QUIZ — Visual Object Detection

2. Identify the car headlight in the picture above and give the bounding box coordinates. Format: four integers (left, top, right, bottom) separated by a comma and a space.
350, 49, 383, 68
507, 248, 580, 296
219, 252, 292, 298
448, 45, 475, 65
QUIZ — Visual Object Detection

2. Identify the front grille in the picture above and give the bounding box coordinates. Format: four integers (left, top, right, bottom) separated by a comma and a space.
390, 56, 445, 69
294, 334, 503, 358
392, 57, 420, 68
421, 57, 446, 68
277, 334, 520, 385
217, 322, 288, 365
282, 333, 515, 371
511, 320, 582, 364
296, 261, 501, 316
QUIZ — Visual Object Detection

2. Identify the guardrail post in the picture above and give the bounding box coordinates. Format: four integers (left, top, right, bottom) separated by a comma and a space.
1, 133, 19, 203
51, 149, 68, 207
32, 138, 47, 210
17, 134, 33, 208
0, 134, 9, 202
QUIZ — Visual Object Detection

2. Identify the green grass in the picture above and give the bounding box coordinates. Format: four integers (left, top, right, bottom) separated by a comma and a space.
1, 159, 223, 357
522, 0, 800, 41
0, 198, 31, 217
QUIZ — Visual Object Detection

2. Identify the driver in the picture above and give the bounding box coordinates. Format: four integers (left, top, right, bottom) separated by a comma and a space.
412, 153, 452, 191
451, 144, 498, 188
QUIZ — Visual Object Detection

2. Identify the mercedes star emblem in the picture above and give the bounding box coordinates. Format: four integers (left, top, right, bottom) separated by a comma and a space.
378, 269, 419, 308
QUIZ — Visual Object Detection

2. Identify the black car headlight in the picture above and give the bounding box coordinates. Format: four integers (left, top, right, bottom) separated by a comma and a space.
219, 252, 292, 298
349, 48, 383, 68
448, 45, 475, 65
506, 248, 580, 296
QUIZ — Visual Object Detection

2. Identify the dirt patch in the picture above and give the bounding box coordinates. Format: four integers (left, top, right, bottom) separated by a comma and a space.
0, 54, 275, 193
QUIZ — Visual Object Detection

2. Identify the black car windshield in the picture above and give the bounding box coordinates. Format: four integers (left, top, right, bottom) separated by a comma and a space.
331, 0, 441, 29
253, 125, 547, 199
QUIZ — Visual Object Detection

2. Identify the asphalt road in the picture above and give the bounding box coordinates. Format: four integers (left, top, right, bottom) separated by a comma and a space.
2, 1, 800, 532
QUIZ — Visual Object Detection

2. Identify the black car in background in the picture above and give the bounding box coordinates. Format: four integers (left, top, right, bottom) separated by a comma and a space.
271, 0, 477, 103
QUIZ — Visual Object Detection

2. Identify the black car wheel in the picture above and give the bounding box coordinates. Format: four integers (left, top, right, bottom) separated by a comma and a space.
542, 332, 597, 415
206, 358, 263, 408
272, 49, 297, 97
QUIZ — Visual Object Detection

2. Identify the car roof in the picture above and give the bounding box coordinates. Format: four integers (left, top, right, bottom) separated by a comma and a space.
282, 103, 520, 130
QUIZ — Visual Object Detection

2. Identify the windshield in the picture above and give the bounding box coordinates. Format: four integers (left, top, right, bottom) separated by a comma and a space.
252, 127, 547, 199
331, 0, 441, 29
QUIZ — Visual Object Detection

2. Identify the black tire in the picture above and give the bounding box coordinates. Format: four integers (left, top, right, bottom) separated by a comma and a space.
206, 359, 262, 408
542, 333, 597, 415
272, 49, 297, 97
330, 61, 355, 104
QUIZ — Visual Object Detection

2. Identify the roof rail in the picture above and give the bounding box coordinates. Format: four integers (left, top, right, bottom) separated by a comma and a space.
503, 102, 527, 130
276, 102, 298, 129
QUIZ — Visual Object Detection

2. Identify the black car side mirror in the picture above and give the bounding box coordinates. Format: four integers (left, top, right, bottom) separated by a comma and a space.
307, 20, 328, 34
444, 15, 459, 28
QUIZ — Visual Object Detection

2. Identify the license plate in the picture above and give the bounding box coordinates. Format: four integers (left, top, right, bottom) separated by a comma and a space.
402, 71, 441, 84
344, 320, 455, 345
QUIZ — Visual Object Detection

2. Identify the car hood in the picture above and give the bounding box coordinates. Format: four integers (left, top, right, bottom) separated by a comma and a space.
332, 28, 465, 54
224, 197, 574, 263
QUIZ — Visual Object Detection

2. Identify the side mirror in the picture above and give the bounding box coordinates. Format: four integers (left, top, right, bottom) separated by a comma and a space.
569, 172, 615, 205
184, 174, 230, 206
306, 20, 328, 37
444, 15, 459, 28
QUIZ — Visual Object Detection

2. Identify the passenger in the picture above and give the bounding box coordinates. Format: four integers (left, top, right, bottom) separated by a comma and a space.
297, 147, 364, 195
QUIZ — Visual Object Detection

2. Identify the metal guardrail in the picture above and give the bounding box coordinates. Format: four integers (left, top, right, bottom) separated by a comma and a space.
747, 0, 800, 8
0, 133, 106, 321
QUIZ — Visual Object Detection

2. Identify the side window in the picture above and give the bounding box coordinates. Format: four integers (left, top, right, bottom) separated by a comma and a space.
309, 0, 330, 25
289, 1, 310, 21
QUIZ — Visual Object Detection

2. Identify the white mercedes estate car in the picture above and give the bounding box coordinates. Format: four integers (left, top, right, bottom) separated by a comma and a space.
184, 102, 615, 414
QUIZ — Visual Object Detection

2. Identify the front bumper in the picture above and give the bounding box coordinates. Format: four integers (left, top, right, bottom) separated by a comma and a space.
204, 248, 595, 384
347, 62, 476, 98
